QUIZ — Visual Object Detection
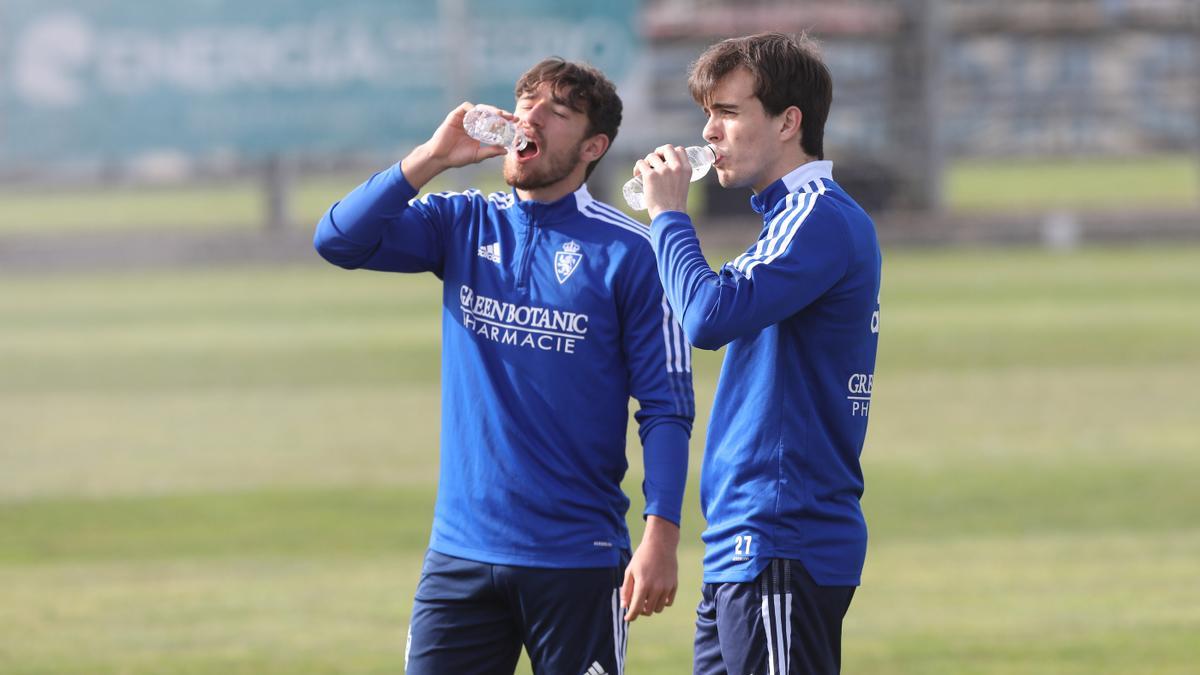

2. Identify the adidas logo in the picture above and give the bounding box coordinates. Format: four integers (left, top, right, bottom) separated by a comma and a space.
585, 662, 608, 675
477, 241, 501, 263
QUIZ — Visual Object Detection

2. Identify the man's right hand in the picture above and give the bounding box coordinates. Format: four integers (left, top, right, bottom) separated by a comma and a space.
636, 145, 693, 221
401, 102, 512, 189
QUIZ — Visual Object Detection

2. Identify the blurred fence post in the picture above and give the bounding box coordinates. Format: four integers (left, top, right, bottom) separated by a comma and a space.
263, 156, 291, 234
887, 0, 945, 213
440, 0, 470, 109
912, 0, 945, 213
1195, 0, 1200, 203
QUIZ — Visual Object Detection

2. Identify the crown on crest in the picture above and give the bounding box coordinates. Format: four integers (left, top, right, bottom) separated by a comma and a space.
562, 241, 581, 254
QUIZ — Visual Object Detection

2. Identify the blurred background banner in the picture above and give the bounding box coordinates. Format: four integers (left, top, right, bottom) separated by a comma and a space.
3, 0, 1197, 245
641, 0, 1200, 217
0, 0, 638, 167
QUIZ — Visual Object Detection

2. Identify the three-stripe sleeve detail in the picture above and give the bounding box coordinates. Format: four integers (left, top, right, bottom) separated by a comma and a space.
580, 201, 691, 414
582, 204, 651, 241
660, 295, 692, 374
732, 181, 826, 279
660, 295, 693, 416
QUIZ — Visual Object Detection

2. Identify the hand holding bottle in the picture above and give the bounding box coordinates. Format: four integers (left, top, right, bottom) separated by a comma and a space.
401, 103, 513, 189
628, 144, 717, 215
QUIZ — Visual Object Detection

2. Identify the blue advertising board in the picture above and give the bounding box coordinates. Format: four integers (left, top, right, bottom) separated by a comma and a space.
0, 0, 638, 165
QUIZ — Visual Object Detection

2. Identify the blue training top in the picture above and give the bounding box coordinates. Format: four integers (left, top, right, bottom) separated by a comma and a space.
650, 161, 880, 585
315, 163, 694, 568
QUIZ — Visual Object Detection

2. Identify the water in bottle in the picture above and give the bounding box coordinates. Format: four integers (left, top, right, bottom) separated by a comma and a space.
462, 108, 528, 151
622, 145, 717, 211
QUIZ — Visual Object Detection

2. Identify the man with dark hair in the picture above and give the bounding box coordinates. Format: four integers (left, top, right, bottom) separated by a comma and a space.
315, 57, 694, 674
635, 33, 881, 674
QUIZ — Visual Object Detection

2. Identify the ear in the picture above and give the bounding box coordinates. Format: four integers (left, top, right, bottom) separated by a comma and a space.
779, 107, 802, 143
580, 133, 610, 164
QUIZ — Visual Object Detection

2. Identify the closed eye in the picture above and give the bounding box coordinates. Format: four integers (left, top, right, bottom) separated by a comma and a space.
705, 105, 738, 119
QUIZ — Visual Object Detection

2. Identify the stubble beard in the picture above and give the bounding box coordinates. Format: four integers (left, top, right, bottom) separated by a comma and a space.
504, 140, 584, 191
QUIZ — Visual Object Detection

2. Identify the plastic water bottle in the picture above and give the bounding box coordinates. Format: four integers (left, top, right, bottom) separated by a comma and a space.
462, 108, 528, 151
622, 145, 717, 211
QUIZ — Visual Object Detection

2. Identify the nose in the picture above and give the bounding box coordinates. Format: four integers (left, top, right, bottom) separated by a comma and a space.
702, 115, 721, 145
522, 100, 550, 128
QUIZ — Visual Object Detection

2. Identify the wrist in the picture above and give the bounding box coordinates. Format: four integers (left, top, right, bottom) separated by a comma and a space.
400, 143, 447, 190
648, 204, 688, 222
649, 209, 695, 234
641, 515, 681, 549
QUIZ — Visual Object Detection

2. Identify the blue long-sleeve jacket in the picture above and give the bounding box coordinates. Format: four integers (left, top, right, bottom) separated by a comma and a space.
650, 161, 880, 585
315, 162, 694, 568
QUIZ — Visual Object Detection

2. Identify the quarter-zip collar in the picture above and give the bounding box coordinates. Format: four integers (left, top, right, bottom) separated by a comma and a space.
511, 183, 592, 226
750, 160, 834, 218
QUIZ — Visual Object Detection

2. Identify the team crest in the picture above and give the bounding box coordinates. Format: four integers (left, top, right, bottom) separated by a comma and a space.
554, 240, 583, 284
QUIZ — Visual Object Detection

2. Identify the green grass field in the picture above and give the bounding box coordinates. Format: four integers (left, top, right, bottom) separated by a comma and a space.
945, 155, 1200, 213
2, 245, 1199, 673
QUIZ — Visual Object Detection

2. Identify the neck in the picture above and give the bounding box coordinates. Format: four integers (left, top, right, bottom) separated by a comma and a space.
514, 167, 589, 204
752, 150, 818, 194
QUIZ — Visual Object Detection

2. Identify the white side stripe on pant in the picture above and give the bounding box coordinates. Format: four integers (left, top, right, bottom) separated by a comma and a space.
610, 589, 627, 675
760, 560, 793, 675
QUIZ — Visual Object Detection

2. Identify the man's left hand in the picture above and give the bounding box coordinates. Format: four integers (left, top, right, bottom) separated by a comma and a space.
620, 515, 680, 622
